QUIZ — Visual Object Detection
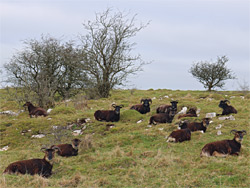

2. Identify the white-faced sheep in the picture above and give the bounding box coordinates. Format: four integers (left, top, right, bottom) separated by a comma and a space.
200, 130, 246, 157
94, 104, 124, 122
130, 98, 152, 114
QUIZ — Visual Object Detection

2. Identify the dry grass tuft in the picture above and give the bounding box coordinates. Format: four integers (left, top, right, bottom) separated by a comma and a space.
80, 134, 95, 151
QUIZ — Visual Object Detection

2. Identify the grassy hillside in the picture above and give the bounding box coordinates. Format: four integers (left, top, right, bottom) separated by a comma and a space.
0, 89, 249, 187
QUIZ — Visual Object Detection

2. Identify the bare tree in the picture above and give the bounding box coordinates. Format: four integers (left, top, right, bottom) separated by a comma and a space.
79, 8, 149, 98
189, 56, 236, 91
4, 35, 86, 107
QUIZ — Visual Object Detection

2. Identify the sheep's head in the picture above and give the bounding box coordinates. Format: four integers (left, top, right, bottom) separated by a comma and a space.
230, 130, 247, 143
141, 98, 152, 107
71, 138, 81, 149
219, 100, 230, 108
202, 118, 211, 126
41, 146, 60, 163
170, 100, 178, 109
112, 104, 124, 114
23, 102, 32, 107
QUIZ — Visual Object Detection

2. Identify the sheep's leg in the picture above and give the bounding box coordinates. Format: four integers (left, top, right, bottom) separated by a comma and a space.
212, 151, 227, 157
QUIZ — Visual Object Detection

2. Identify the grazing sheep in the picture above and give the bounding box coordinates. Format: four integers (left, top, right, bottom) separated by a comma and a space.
94, 104, 124, 122
179, 118, 211, 133
156, 100, 178, 114
50, 138, 81, 157
178, 108, 197, 119
3, 146, 59, 178
200, 130, 246, 157
167, 129, 191, 142
149, 107, 176, 125
23, 102, 48, 118
130, 98, 152, 114
218, 100, 237, 115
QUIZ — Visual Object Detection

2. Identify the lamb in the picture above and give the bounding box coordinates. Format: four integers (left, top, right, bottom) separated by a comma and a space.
94, 104, 124, 122
218, 100, 237, 115
50, 138, 81, 157
3, 146, 59, 178
23, 102, 48, 118
156, 100, 178, 114
178, 108, 197, 119
149, 107, 176, 125
200, 130, 246, 157
130, 98, 152, 114
179, 118, 211, 133
166, 128, 191, 143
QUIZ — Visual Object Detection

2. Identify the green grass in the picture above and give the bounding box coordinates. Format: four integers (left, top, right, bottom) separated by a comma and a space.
0, 89, 249, 187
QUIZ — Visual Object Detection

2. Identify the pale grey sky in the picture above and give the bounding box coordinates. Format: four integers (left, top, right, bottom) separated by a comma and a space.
0, 0, 249, 90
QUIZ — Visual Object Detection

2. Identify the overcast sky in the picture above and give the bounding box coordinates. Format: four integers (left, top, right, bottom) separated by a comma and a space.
0, 0, 249, 90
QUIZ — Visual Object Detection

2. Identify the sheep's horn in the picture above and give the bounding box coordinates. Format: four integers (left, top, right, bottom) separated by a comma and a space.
40, 146, 47, 152
51, 146, 61, 152
230, 129, 237, 134
242, 130, 247, 135
119, 104, 124, 107
112, 104, 116, 108
148, 98, 152, 103
224, 100, 230, 103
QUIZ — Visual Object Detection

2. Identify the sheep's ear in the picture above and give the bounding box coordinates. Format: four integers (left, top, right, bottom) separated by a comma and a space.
230, 129, 237, 134
148, 99, 152, 103
242, 130, 247, 135
112, 104, 116, 108
119, 104, 124, 108
141, 99, 145, 103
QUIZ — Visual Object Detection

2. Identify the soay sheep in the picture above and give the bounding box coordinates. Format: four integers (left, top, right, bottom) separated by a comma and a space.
178, 108, 197, 119
179, 118, 211, 133
218, 100, 237, 115
94, 104, 124, 122
149, 107, 176, 125
23, 102, 48, 118
3, 146, 60, 178
156, 100, 178, 114
50, 138, 81, 157
167, 128, 191, 143
200, 130, 246, 157
130, 98, 152, 114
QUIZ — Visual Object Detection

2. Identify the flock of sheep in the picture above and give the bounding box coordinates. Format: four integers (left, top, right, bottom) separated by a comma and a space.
3, 98, 247, 178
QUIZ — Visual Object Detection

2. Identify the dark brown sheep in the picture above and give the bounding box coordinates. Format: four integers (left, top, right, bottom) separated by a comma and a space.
23, 102, 48, 118
167, 129, 191, 143
3, 146, 59, 178
130, 98, 152, 114
94, 104, 124, 122
149, 107, 176, 125
178, 108, 197, 119
218, 100, 237, 115
156, 100, 178, 114
200, 130, 246, 157
179, 118, 211, 133
51, 138, 81, 157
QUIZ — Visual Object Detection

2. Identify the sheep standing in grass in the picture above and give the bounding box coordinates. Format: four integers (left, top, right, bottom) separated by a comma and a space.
200, 130, 246, 157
